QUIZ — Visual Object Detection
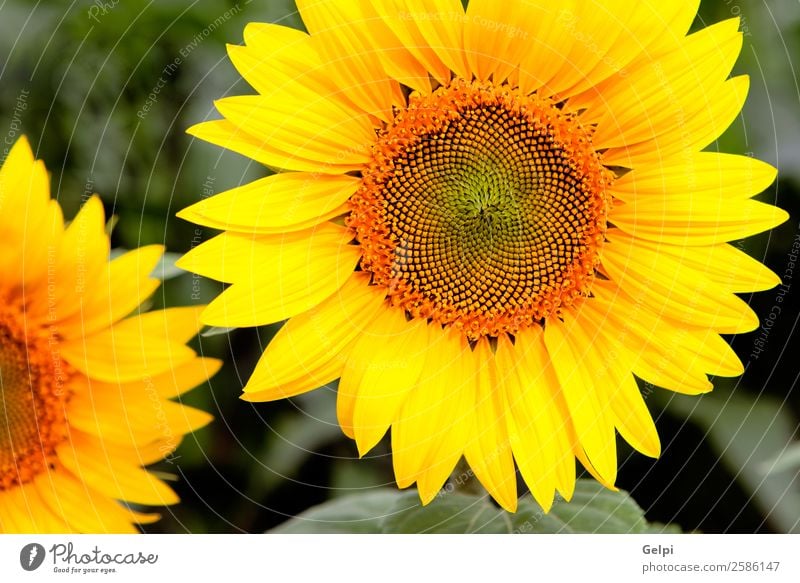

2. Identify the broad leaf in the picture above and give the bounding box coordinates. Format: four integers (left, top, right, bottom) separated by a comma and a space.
664, 388, 800, 533
269, 480, 675, 534
152, 252, 187, 280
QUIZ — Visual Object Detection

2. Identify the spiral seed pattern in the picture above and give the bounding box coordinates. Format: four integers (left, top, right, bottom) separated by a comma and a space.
348, 79, 612, 339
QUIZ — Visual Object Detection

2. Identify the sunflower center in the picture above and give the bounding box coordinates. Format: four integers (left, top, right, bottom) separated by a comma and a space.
349, 79, 612, 339
0, 305, 72, 489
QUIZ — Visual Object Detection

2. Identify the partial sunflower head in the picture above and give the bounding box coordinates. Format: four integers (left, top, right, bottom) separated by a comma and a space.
0, 137, 219, 533
179, 0, 788, 512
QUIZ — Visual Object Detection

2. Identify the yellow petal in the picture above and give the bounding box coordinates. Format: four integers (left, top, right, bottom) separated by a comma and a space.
242, 21, 314, 57
678, 327, 744, 377
576, 303, 660, 457
462, 339, 518, 512
609, 197, 789, 248
0, 483, 72, 533
133, 438, 184, 467
244, 272, 383, 401
497, 330, 569, 511
146, 356, 223, 399
602, 231, 761, 332
415, 332, 474, 505
132, 306, 205, 344
193, 226, 361, 327
60, 318, 197, 383
524, 0, 697, 99
66, 373, 213, 446
0, 137, 60, 288
178, 172, 357, 234
573, 447, 619, 491
58, 245, 163, 339
311, 2, 433, 95
580, 19, 743, 148
229, 25, 371, 120
0, 136, 47, 211
34, 471, 143, 533
345, 310, 429, 456
544, 314, 618, 486
391, 327, 470, 497
559, 0, 701, 97
0, 200, 63, 307
592, 280, 745, 379
611, 152, 778, 203
603, 76, 750, 168
590, 282, 715, 394
295, 0, 402, 121
187, 119, 361, 174
516, 0, 578, 95
619, 237, 780, 294
0, 483, 77, 533
503, 326, 580, 503
56, 432, 179, 506
179, 223, 352, 283
464, 0, 535, 83
214, 94, 374, 168
0, 136, 50, 228
611, 384, 661, 458
46, 196, 110, 326
534, 0, 626, 97
372, 0, 468, 83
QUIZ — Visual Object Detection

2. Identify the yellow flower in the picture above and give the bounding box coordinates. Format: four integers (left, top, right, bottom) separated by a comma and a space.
179, 0, 788, 512
0, 137, 218, 532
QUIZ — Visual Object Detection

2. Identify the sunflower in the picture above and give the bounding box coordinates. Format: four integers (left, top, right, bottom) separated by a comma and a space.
179, 0, 788, 512
0, 137, 218, 533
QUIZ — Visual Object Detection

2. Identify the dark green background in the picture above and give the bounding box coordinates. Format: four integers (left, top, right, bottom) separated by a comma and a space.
0, 0, 797, 533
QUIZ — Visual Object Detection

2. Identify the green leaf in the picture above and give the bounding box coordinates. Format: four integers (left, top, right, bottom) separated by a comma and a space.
200, 326, 235, 338
251, 389, 345, 495
383, 492, 511, 533
761, 443, 800, 476
268, 480, 674, 534
664, 387, 800, 533
152, 252, 187, 280
269, 490, 399, 534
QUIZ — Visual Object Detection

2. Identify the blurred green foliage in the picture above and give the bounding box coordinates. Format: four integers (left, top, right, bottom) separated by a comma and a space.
0, 0, 797, 533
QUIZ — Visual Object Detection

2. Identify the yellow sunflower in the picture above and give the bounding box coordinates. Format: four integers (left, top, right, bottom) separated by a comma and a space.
179, 0, 788, 512
0, 137, 219, 533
